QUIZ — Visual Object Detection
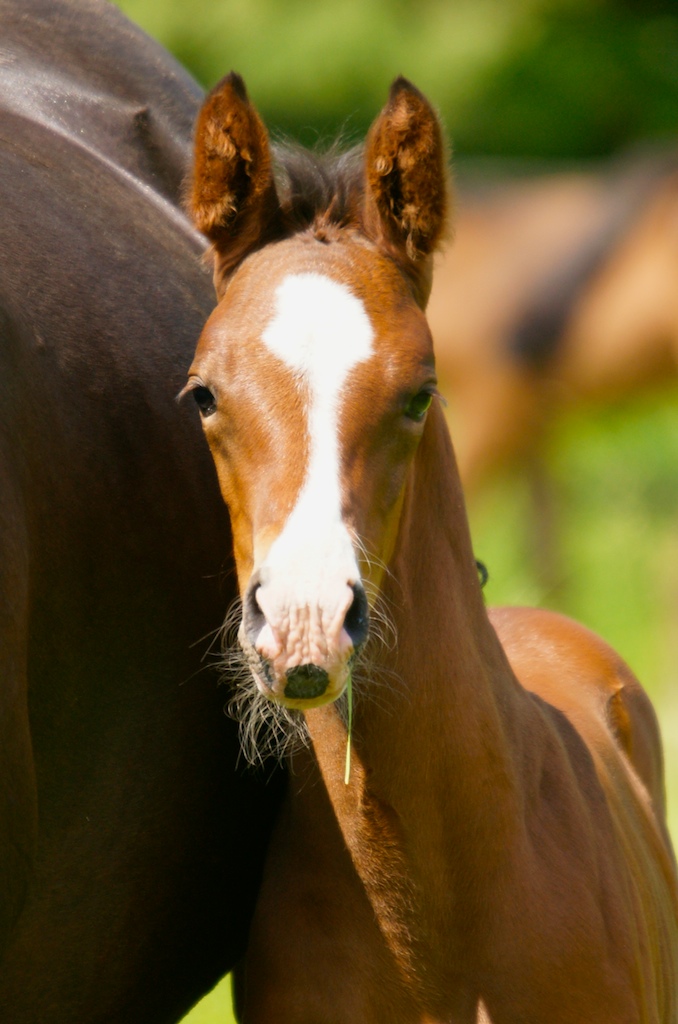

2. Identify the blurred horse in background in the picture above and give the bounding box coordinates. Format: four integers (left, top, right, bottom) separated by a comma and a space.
427, 151, 678, 585
0, 2, 282, 1020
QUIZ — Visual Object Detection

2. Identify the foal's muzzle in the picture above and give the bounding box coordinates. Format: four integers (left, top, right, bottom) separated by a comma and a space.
240, 576, 370, 705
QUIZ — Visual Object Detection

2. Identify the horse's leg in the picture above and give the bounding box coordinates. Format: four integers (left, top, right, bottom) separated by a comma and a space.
0, 454, 37, 954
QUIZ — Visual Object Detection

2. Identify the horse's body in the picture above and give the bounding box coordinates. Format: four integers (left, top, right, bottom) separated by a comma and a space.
426, 153, 678, 494
0, 5, 282, 1020
185, 75, 678, 1022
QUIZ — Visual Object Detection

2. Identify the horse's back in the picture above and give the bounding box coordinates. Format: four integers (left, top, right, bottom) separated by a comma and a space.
491, 606, 669, 822
0, 0, 201, 203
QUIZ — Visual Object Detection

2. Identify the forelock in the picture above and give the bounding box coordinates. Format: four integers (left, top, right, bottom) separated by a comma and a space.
272, 140, 364, 239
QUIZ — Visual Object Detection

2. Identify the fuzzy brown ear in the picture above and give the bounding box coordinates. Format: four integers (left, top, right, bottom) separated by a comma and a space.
189, 72, 280, 293
362, 78, 451, 305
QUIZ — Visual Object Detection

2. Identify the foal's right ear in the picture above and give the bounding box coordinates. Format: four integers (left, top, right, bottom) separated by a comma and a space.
189, 72, 280, 295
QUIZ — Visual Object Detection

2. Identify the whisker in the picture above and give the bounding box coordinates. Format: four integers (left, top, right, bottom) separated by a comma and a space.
180, 615, 235, 688
209, 596, 311, 766
227, 664, 310, 768
188, 622, 224, 653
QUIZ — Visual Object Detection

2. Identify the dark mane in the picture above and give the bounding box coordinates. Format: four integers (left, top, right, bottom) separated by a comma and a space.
272, 140, 364, 238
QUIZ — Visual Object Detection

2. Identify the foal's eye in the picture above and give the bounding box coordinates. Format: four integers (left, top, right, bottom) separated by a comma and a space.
404, 390, 433, 422
192, 385, 217, 417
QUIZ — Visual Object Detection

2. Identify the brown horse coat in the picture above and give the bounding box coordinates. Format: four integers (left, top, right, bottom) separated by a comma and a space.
0, 5, 282, 1021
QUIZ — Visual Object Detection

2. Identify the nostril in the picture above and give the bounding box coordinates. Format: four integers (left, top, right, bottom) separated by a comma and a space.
242, 574, 266, 646
344, 582, 369, 650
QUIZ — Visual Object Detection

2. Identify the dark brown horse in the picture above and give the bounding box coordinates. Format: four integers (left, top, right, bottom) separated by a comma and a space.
0, 4, 282, 1020
185, 74, 678, 1022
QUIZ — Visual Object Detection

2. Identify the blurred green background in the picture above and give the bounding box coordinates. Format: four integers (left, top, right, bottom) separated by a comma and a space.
115, 0, 678, 158
111, 0, 678, 1019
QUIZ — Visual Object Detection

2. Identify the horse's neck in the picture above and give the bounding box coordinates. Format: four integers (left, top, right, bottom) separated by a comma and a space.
305, 404, 533, 984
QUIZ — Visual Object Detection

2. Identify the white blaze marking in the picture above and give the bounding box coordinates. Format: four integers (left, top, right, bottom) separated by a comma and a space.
256, 272, 374, 669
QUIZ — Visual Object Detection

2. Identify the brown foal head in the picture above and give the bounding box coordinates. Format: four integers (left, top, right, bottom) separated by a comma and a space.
184, 73, 449, 712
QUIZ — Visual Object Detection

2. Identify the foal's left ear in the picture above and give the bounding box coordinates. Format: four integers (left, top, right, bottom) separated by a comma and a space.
189, 72, 280, 294
363, 78, 450, 306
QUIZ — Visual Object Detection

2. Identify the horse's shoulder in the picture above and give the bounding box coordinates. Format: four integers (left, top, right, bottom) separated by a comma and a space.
489, 605, 630, 696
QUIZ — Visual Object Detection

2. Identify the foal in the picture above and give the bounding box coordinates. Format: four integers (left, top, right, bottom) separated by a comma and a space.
185, 74, 678, 1022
